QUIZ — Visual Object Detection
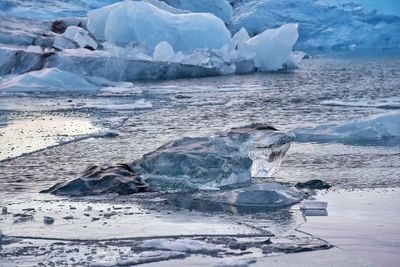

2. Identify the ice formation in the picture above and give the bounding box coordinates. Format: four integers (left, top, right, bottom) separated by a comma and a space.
295, 112, 400, 142
87, 1, 232, 53
229, 0, 400, 50
246, 23, 299, 71
0, 68, 98, 92
53, 23, 99, 51
43, 124, 294, 196
194, 183, 302, 208
161, 0, 233, 23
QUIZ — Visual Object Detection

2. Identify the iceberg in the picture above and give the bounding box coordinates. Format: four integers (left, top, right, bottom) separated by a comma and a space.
87, 1, 232, 53
246, 23, 299, 71
294, 112, 400, 143
42, 124, 294, 196
0, 68, 98, 92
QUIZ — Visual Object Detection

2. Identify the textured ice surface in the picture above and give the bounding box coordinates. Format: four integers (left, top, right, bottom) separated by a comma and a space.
295, 112, 400, 142
229, 0, 400, 50
318, 0, 400, 16
161, 0, 233, 23
87, 1, 232, 53
141, 238, 220, 252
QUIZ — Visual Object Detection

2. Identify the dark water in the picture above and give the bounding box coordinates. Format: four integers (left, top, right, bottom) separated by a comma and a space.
1, 53, 400, 201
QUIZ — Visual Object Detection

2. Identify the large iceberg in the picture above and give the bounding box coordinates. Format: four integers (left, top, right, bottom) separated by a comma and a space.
295, 112, 400, 143
87, 1, 232, 53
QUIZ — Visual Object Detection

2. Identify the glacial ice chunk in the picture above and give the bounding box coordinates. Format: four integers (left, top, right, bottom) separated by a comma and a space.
0, 68, 98, 92
62, 26, 98, 50
87, 1, 232, 53
153, 41, 174, 62
43, 124, 294, 196
246, 23, 299, 71
295, 112, 400, 143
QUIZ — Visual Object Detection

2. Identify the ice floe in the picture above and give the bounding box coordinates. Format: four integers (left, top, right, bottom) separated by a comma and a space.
0, 68, 98, 92
43, 124, 294, 196
295, 112, 400, 142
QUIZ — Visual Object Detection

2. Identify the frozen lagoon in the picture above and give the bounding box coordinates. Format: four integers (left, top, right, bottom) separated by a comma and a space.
1, 53, 400, 266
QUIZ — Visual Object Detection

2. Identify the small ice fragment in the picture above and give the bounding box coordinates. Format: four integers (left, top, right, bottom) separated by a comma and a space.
301, 200, 328, 210
302, 209, 328, 216
1, 207, 7, 215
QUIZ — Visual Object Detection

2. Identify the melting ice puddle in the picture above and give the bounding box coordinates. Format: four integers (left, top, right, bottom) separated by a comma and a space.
0, 116, 102, 161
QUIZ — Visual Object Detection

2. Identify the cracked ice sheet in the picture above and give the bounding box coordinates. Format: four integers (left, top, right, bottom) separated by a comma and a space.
0, 196, 259, 240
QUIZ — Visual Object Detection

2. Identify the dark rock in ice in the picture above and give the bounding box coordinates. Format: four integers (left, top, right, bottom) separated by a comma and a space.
43, 124, 294, 197
51, 20, 68, 34
262, 243, 333, 254
44, 216, 55, 225
295, 179, 331, 190
2, 207, 7, 215
13, 213, 34, 223
41, 164, 149, 196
